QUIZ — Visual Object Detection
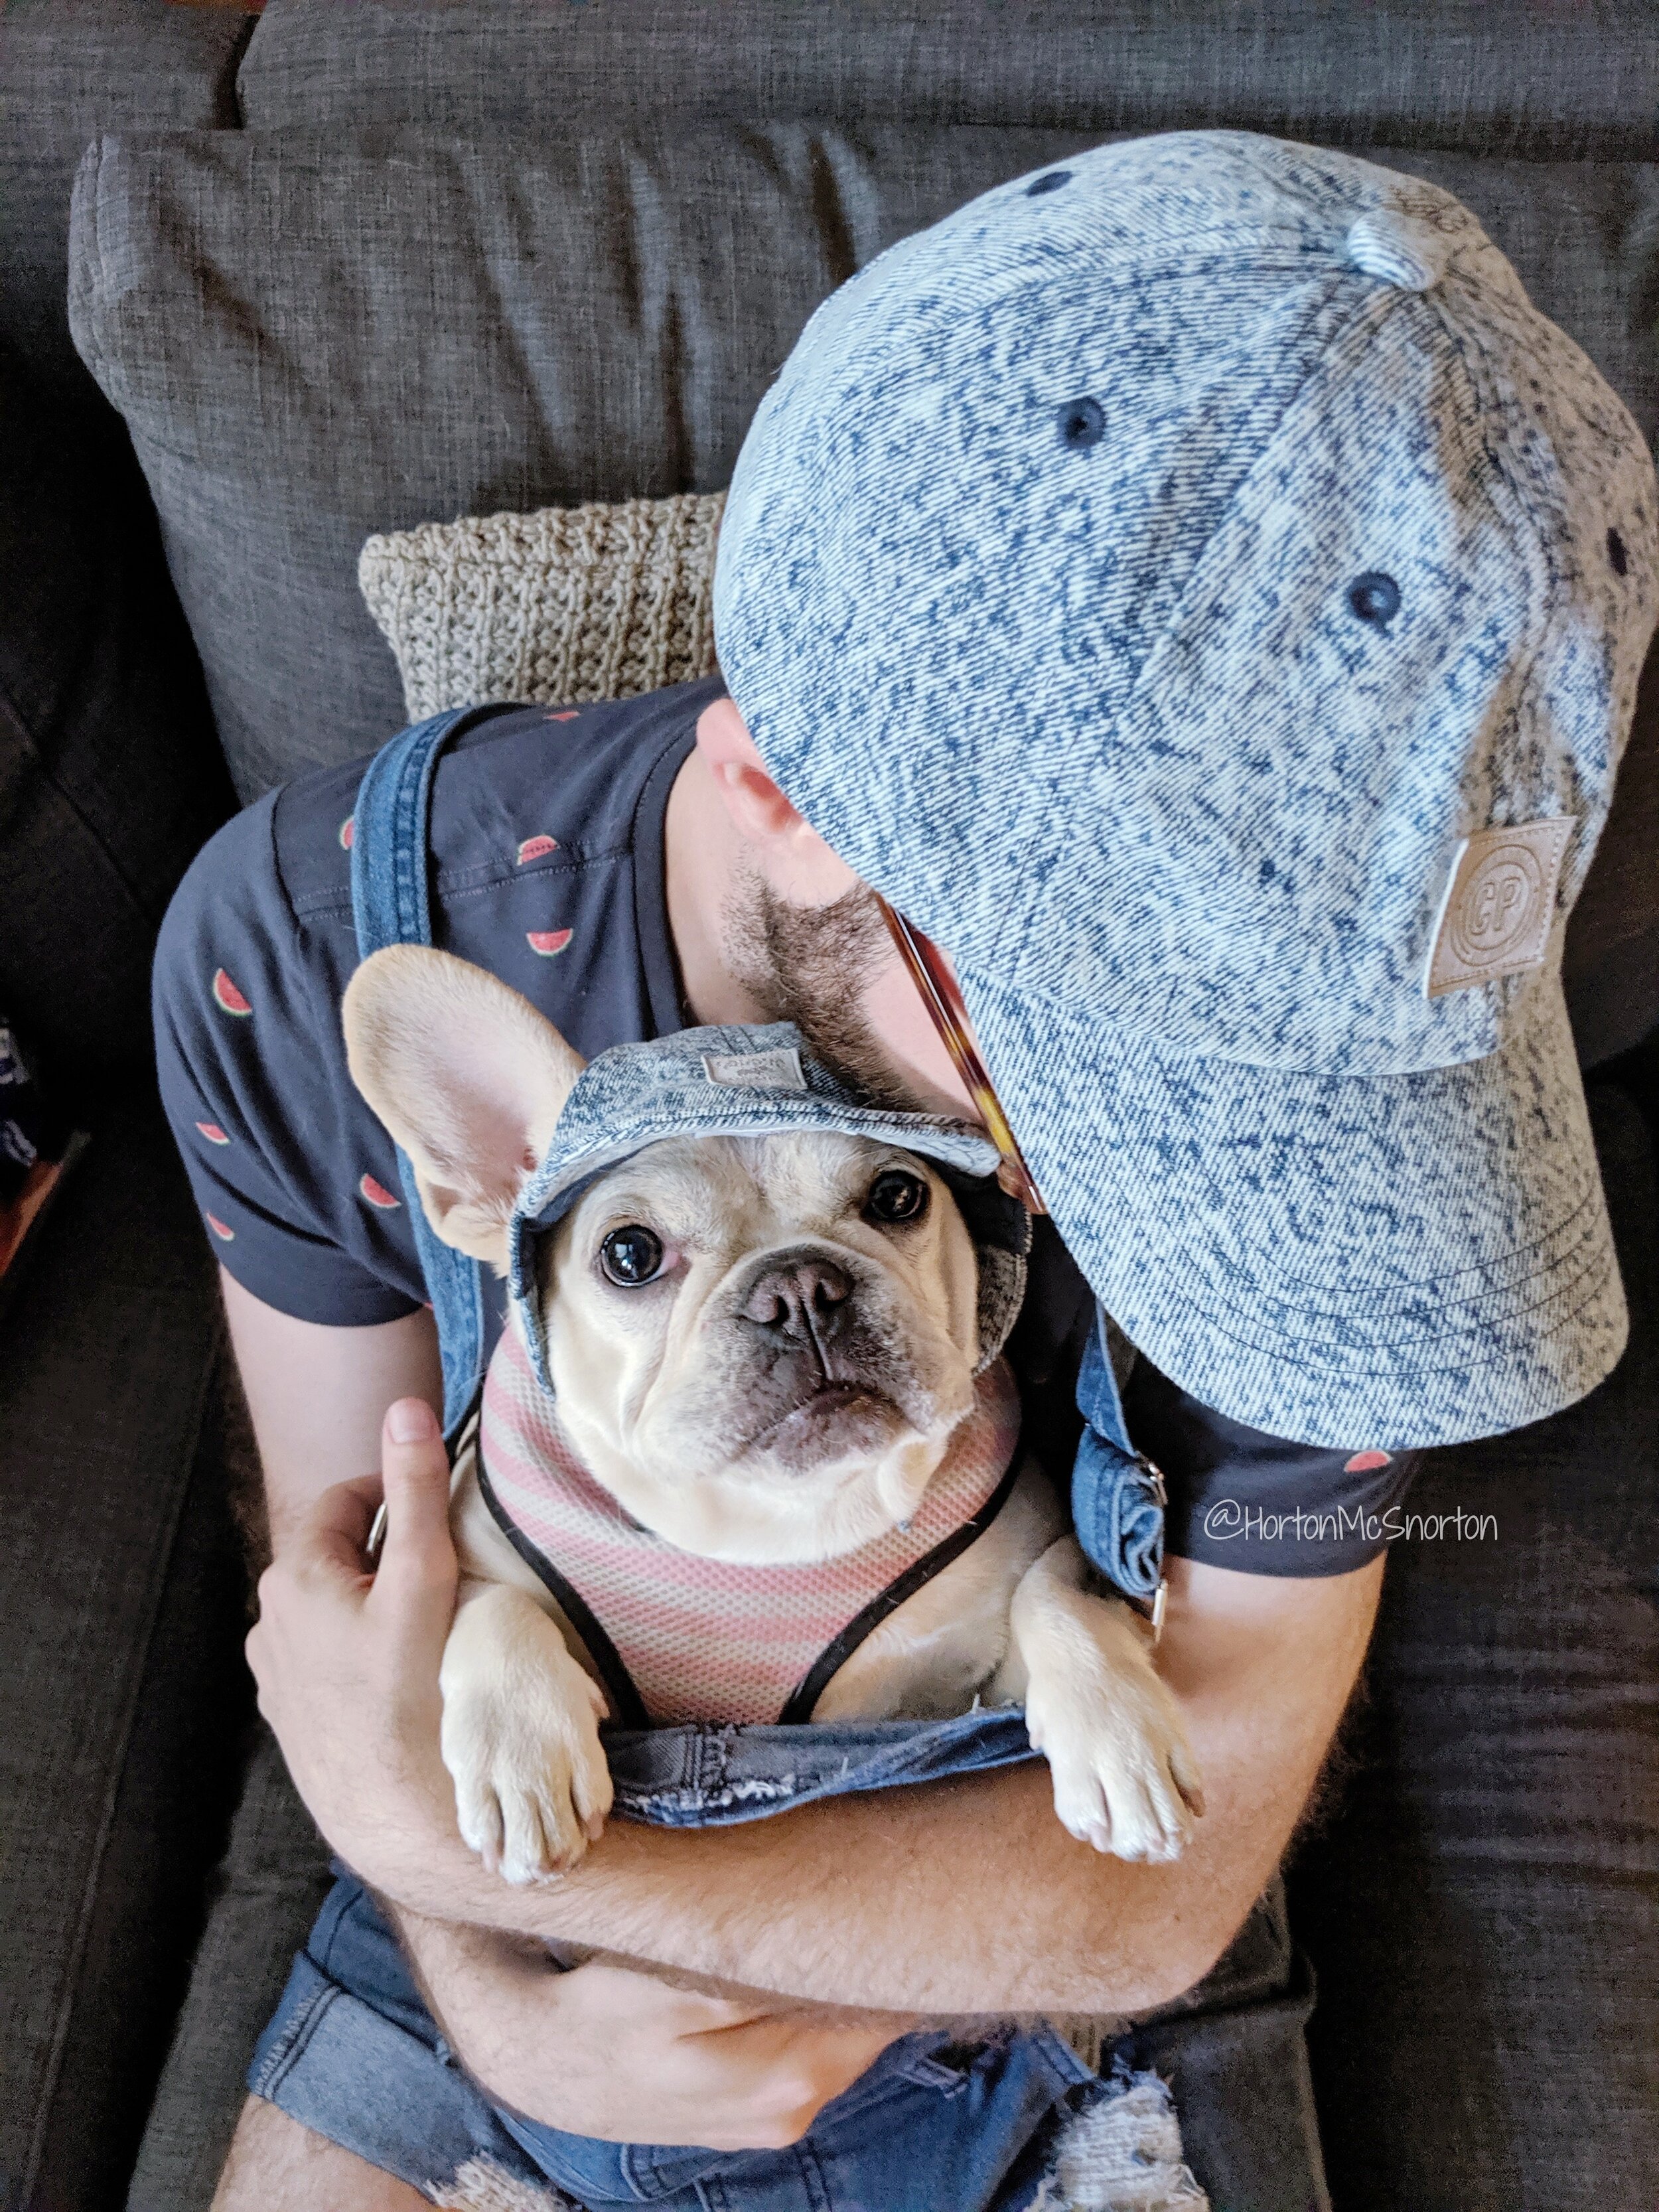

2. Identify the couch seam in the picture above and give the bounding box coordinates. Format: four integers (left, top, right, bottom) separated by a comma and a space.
0, 676, 160, 944
21, 1310, 227, 2207
223, 15, 259, 132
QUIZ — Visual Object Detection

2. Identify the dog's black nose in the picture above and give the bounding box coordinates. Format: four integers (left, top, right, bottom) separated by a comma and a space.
739, 1254, 853, 1346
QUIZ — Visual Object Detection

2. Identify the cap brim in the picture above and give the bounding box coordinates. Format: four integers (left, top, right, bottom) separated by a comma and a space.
964, 972, 1626, 1448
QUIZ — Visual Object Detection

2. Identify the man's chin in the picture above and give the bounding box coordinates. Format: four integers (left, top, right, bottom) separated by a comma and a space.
721, 871, 914, 1112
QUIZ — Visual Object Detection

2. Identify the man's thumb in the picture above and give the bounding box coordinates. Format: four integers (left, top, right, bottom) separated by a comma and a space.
374, 1397, 456, 1592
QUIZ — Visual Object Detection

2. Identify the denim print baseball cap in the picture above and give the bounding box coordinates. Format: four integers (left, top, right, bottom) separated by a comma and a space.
712, 131, 1659, 1449
505, 1021, 1030, 1400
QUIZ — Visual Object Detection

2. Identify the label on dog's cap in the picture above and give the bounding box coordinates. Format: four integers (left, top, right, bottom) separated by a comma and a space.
701, 1047, 810, 1092
1425, 816, 1575, 997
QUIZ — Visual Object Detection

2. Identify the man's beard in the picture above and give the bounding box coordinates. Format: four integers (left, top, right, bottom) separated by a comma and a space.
721, 865, 915, 1112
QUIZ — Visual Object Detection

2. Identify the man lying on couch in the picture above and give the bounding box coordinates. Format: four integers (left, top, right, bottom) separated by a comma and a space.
154, 135, 1658, 2210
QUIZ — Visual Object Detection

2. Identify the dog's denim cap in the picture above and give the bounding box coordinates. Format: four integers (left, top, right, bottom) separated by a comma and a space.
712, 128, 1659, 1449
506, 1021, 1031, 1400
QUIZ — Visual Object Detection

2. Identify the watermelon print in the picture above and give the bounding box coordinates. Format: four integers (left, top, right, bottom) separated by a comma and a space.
196, 1121, 231, 1146
545, 711, 579, 723
527, 929, 573, 957
1344, 1450, 1392, 1473
339, 816, 356, 850
212, 968, 252, 1016
204, 1213, 236, 1241
359, 1173, 401, 1209
516, 834, 559, 865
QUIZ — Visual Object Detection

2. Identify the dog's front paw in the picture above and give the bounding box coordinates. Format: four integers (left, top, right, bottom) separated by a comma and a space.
439, 1587, 614, 1884
1023, 1609, 1204, 1865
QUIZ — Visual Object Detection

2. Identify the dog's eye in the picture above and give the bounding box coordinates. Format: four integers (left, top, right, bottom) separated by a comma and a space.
865, 1170, 930, 1225
599, 1226, 666, 1286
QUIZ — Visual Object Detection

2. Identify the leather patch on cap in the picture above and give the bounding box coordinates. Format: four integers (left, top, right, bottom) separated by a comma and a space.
1425, 817, 1575, 998
701, 1047, 808, 1092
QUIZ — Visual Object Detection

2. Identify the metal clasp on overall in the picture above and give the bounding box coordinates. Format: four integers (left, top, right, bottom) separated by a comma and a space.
1135, 1455, 1169, 1645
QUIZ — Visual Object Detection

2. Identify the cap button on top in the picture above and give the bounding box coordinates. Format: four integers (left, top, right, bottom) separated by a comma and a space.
1344, 208, 1450, 293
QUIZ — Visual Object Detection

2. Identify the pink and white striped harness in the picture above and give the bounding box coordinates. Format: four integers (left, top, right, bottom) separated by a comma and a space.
476, 1324, 1023, 1726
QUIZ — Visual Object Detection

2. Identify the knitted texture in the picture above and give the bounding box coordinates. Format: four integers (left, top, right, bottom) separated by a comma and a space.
359, 489, 725, 721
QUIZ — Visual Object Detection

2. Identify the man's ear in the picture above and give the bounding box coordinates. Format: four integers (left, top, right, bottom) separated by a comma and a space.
695, 698, 803, 842
693, 696, 863, 902
342, 946, 585, 1272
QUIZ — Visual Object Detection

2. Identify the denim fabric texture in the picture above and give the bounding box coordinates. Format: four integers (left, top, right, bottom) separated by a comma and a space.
251, 1871, 1097, 2212
597, 1708, 1041, 1824
714, 129, 1659, 1449
350, 707, 494, 1433
1072, 1314, 1167, 1601
250, 1866, 1336, 2211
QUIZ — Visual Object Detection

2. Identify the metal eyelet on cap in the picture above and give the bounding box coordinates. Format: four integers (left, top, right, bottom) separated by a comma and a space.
1057, 397, 1105, 449
1346, 571, 1401, 628
1026, 171, 1072, 197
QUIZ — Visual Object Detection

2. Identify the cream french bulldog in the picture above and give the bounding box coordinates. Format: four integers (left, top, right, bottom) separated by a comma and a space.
342, 945, 1202, 1886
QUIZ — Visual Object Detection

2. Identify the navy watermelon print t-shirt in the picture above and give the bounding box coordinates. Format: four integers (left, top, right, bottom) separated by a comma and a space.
154, 675, 1417, 1574
155, 682, 710, 1342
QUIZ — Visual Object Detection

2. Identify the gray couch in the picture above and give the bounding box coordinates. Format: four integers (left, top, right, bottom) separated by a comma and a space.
1, 5, 1654, 2207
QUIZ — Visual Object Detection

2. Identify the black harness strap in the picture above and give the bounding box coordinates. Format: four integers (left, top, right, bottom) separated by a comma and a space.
474, 1439, 651, 1731
777, 1434, 1026, 1725
475, 1412, 1025, 1735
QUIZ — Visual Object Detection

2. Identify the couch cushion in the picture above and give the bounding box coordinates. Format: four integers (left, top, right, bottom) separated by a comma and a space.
125, 1723, 333, 2212
1565, 644, 1659, 1068
0, 354, 233, 1086
0, 1090, 250, 2212
0, 0, 250, 400
68, 128, 1659, 792
67, 127, 1659, 1057
238, 0, 1659, 162
68, 123, 1091, 794
1289, 1073, 1659, 2211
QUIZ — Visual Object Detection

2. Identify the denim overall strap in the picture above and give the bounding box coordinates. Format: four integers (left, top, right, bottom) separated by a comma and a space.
350, 709, 488, 1439
1071, 1304, 1167, 1623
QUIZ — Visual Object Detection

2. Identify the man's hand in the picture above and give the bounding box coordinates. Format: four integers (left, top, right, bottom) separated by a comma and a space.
232, 1286, 1384, 2022
246, 1396, 462, 1873
397, 1916, 912, 2150
250, 1398, 914, 2152
247, 1402, 1384, 2015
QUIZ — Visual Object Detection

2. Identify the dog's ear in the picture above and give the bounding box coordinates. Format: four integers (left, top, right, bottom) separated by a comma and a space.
342, 946, 585, 1270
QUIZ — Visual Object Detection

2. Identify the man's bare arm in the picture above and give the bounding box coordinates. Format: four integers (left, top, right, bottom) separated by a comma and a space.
386, 1553, 1381, 2014
220, 1268, 443, 1549
393, 1911, 914, 2146
246, 1390, 1384, 2016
